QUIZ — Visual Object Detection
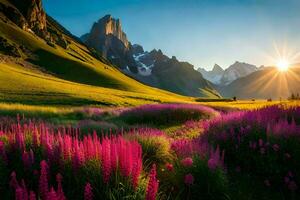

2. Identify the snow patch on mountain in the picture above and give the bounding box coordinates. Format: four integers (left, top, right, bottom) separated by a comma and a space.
198, 62, 258, 85
133, 53, 153, 76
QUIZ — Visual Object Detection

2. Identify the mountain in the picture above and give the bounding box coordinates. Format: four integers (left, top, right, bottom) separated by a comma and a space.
198, 62, 258, 85
198, 64, 224, 84
129, 48, 221, 97
80, 15, 139, 73
220, 65, 300, 99
81, 15, 220, 98
220, 61, 257, 85
0, 0, 192, 105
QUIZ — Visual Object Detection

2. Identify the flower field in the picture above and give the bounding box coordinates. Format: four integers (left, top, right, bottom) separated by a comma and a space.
0, 103, 299, 199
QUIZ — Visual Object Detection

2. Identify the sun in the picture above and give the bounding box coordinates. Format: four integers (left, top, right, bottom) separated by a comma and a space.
276, 59, 289, 72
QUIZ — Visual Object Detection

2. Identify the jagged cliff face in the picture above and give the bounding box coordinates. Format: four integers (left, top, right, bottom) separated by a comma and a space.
81, 15, 137, 71
26, 0, 47, 32
8, 0, 47, 37
0, 0, 72, 49
86, 15, 129, 49
102, 16, 129, 48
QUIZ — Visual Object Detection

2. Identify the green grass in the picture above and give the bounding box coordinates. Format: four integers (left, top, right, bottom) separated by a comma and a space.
198, 100, 300, 110
0, 20, 200, 106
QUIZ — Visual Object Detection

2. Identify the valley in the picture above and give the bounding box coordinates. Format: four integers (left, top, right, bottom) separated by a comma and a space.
0, 0, 300, 200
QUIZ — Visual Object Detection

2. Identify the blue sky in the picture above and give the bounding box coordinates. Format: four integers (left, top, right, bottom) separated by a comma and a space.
44, 0, 300, 70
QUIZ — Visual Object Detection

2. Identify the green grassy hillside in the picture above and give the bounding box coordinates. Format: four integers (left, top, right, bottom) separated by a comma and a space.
0, 61, 194, 106
0, 0, 219, 106
0, 16, 195, 106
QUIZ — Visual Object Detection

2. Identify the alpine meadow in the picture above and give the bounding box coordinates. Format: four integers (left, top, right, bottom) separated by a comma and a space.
0, 0, 300, 200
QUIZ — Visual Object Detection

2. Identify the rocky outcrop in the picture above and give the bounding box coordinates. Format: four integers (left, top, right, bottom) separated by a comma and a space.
83, 15, 129, 51
81, 15, 138, 72
0, 0, 71, 49
9, 0, 47, 37
131, 44, 144, 55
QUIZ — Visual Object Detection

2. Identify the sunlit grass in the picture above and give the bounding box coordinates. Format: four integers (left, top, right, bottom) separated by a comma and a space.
0, 103, 74, 114
0, 20, 205, 107
198, 100, 300, 110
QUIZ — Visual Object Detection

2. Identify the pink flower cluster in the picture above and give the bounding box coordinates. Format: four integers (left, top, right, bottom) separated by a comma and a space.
84, 183, 93, 200
184, 173, 194, 186
101, 136, 142, 187
0, 118, 144, 199
11, 161, 66, 200
207, 146, 225, 170
181, 157, 193, 167
146, 164, 159, 200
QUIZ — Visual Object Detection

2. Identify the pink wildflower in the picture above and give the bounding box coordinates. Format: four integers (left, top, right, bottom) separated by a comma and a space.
165, 163, 174, 172
10, 171, 19, 190
131, 143, 142, 189
146, 164, 159, 200
208, 158, 218, 170
84, 183, 93, 200
29, 191, 36, 200
101, 138, 111, 183
21, 180, 28, 200
47, 187, 58, 200
56, 174, 66, 200
184, 174, 194, 186
15, 187, 24, 200
181, 157, 193, 167
39, 160, 49, 199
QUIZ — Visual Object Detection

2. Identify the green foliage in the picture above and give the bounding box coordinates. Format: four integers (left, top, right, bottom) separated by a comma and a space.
159, 156, 229, 200
127, 134, 173, 170
119, 104, 217, 126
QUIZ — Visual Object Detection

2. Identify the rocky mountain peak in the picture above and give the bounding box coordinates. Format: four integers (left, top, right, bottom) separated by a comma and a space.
220, 61, 257, 85
228, 61, 257, 71
212, 64, 224, 73
131, 44, 144, 55
90, 14, 129, 48
81, 15, 137, 71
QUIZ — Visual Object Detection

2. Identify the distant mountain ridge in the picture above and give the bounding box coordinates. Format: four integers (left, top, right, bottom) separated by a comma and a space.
220, 65, 300, 99
129, 48, 220, 97
198, 61, 258, 85
81, 15, 220, 98
198, 64, 224, 84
